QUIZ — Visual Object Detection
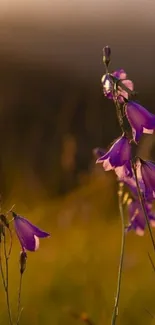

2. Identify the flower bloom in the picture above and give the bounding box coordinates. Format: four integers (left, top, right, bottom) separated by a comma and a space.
125, 101, 155, 142
136, 159, 155, 200
101, 69, 133, 102
126, 199, 155, 236
122, 175, 145, 199
96, 134, 132, 178
12, 212, 50, 252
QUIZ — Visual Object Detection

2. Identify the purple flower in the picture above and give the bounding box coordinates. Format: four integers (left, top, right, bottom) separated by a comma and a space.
126, 199, 155, 236
125, 101, 155, 142
122, 175, 145, 199
101, 69, 133, 102
96, 134, 132, 178
136, 159, 155, 201
12, 212, 50, 252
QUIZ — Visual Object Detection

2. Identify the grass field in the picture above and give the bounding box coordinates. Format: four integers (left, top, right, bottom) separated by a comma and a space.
0, 173, 155, 325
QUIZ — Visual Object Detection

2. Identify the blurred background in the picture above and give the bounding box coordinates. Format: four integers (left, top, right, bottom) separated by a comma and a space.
0, 0, 155, 324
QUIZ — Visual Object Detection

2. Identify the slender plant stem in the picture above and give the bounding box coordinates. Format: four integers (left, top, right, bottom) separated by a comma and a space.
148, 252, 155, 272
4, 233, 13, 325
0, 243, 6, 289
111, 182, 125, 325
132, 163, 155, 252
7, 229, 13, 259
16, 273, 23, 325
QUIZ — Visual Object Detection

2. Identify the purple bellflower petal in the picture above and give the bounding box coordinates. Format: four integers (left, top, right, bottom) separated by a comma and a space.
126, 101, 155, 142
112, 69, 127, 80
96, 134, 132, 178
137, 159, 155, 201
121, 175, 145, 199
101, 69, 134, 102
126, 199, 155, 236
12, 212, 50, 252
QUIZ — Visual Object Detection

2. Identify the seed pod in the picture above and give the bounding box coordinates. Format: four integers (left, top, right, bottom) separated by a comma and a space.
19, 251, 27, 274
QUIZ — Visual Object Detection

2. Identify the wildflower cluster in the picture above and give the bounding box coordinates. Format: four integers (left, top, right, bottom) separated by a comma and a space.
96, 46, 155, 236
0, 207, 49, 324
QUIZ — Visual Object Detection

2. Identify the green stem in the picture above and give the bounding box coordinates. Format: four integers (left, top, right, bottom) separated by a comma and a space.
132, 163, 155, 252
111, 183, 125, 325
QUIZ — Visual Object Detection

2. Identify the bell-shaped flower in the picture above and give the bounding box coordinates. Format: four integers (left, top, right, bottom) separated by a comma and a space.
126, 199, 155, 236
96, 134, 132, 179
125, 101, 155, 142
101, 69, 134, 102
12, 212, 50, 252
122, 175, 145, 199
136, 159, 155, 201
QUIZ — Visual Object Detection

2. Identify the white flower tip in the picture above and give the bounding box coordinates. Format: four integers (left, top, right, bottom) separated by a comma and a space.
34, 235, 40, 251
136, 227, 144, 236
96, 159, 102, 164
150, 220, 155, 228
143, 127, 154, 135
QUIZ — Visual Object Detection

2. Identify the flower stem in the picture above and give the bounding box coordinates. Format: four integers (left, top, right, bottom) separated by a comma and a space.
0, 243, 6, 289
16, 273, 23, 325
111, 182, 125, 325
4, 233, 13, 325
132, 163, 155, 251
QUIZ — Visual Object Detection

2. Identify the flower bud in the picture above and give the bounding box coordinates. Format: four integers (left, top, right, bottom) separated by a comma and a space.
19, 251, 27, 274
103, 46, 111, 67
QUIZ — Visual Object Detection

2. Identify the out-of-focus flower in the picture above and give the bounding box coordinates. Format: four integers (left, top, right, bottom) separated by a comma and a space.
12, 212, 50, 252
126, 199, 155, 235
121, 175, 145, 199
136, 159, 155, 200
96, 134, 132, 178
101, 69, 134, 102
125, 101, 155, 142
93, 147, 105, 159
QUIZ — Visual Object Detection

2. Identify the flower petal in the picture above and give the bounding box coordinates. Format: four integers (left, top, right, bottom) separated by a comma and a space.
13, 213, 50, 251
96, 135, 132, 178
126, 101, 155, 142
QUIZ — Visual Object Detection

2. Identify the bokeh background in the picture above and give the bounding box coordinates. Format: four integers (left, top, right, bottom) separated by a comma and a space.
0, 0, 155, 324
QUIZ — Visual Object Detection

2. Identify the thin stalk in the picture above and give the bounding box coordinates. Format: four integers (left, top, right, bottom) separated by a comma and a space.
7, 229, 13, 258
0, 243, 6, 289
16, 273, 23, 325
4, 233, 13, 325
148, 252, 155, 272
132, 163, 155, 252
111, 182, 125, 325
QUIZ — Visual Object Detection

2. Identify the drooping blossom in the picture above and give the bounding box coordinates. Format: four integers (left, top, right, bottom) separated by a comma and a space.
12, 212, 50, 252
119, 172, 145, 199
125, 101, 155, 142
136, 159, 155, 201
126, 199, 155, 236
96, 134, 132, 179
101, 69, 134, 102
